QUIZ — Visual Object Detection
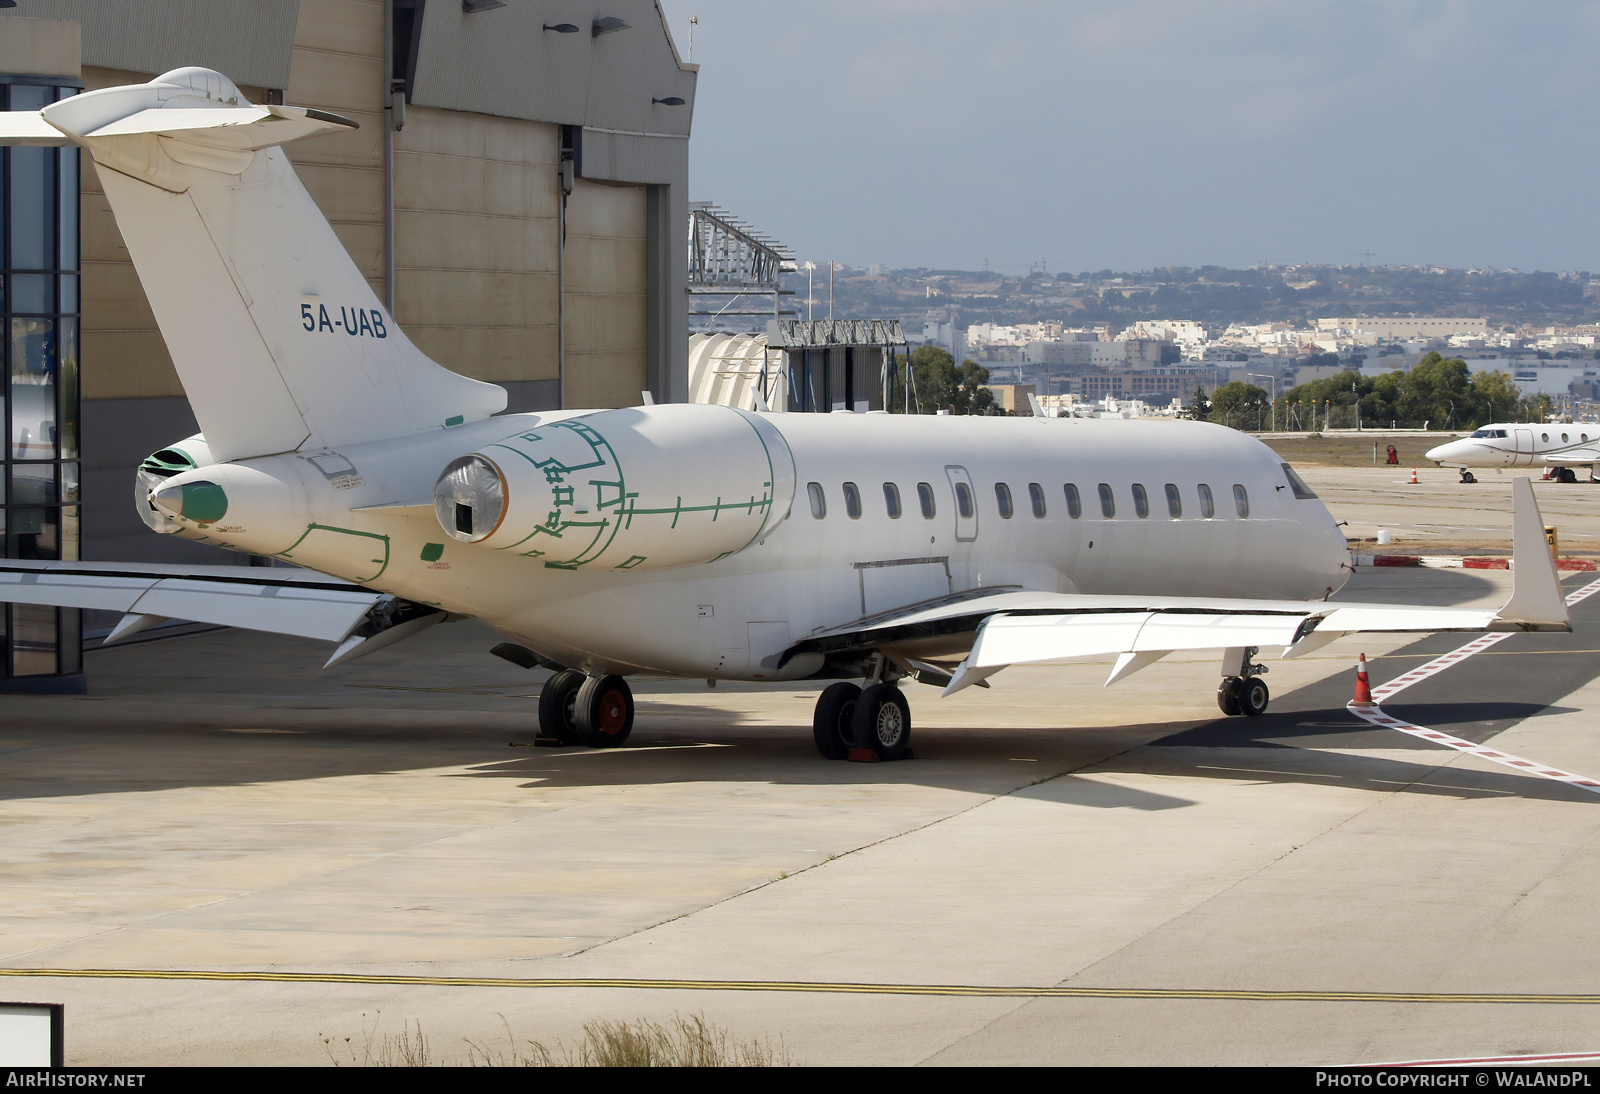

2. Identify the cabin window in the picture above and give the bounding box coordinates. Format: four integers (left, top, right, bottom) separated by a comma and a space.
1064, 483, 1081, 518
955, 481, 974, 519
1198, 483, 1215, 518
883, 482, 902, 519
1097, 482, 1115, 518
1281, 463, 1317, 500
1233, 484, 1250, 518
1029, 482, 1046, 518
917, 481, 936, 519
843, 482, 862, 519
1165, 483, 1182, 518
1132, 483, 1149, 518
995, 483, 1014, 519
1542, 432, 1550, 442
1584, 434, 1590, 443
1562, 433, 1570, 443
807, 482, 826, 519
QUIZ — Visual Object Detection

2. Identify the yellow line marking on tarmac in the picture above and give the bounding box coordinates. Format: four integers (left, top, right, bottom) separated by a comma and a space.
2, 968, 1599, 1003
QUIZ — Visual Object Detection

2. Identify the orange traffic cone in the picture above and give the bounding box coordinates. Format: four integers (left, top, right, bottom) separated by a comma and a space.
1409, 467, 1420, 484
1351, 653, 1374, 705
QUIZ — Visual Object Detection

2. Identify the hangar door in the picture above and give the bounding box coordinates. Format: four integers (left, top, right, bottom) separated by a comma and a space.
564, 179, 648, 409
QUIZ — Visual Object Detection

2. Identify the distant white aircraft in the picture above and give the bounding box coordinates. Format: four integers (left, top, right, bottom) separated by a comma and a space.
0, 70, 1572, 759
1427, 426, 1600, 483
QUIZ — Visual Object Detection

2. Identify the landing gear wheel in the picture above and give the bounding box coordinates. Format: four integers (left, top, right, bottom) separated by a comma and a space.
1239, 676, 1270, 717
812, 682, 860, 760
538, 668, 585, 743
1217, 677, 1243, 716
573, 674, 634, 747
1561, 467, 1579, 484
853, 683, 912, 761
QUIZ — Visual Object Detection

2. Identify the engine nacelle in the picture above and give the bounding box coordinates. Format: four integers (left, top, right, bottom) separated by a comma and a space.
135, 433, 216, 536
433, 405, 795, 571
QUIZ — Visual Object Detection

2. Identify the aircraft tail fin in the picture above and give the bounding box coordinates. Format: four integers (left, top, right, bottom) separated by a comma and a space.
16, 68, 506, 463
1497, 476, 1568, 627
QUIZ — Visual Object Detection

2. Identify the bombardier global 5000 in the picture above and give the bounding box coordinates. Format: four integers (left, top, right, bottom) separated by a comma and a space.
0, 70, 1572, 760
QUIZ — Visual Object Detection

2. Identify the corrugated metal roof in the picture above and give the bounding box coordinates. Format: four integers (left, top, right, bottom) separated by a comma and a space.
768, 319, 909, 349
411, 0, 695, 134
7, 1, 300, 89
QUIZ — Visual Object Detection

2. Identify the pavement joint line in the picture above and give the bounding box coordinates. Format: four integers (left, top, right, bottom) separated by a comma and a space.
6, 968, 1600, 1003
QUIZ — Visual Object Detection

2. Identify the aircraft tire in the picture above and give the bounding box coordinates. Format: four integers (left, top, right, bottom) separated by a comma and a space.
1562, 468, 1579, 484
538, 668, 586, 743
854, 683, 912, 761
1217, 677, 1243, 716
1239, 676, 1270, 717
573, 674, 634, 747
813, 682, 861, 760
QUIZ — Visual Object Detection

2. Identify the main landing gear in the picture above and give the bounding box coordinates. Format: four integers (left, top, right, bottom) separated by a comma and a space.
1217, 646, 1270, 718
812, 665, 913, 762
538, 668, 634, 747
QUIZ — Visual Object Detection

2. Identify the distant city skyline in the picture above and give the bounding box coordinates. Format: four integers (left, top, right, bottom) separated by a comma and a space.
660, 1, 1600, 274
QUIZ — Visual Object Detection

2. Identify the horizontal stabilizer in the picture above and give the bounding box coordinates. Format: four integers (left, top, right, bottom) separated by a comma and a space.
0, 110, 71, 146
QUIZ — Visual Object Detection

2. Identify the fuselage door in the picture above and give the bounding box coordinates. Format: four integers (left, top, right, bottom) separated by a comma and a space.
1514, 428, 1534, 465
945, 465, 978, 542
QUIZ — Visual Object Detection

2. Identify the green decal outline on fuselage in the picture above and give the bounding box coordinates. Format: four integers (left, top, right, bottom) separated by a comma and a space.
277, 523, 391, 582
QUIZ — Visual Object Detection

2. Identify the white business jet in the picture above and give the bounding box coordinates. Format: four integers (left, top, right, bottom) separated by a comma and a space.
1427, 426, 1600, 483
0, 70, 1572, 760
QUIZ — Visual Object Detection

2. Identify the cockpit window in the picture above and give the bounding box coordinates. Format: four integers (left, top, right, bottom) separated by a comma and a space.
1281, 463, 1317, 500
1469, 429, 1508, 438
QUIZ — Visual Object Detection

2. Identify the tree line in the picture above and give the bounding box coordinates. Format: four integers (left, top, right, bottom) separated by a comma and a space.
1189, 353, 1551, 431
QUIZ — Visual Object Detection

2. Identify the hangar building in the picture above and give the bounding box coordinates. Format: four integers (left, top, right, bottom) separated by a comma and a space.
0, 0, 696, 688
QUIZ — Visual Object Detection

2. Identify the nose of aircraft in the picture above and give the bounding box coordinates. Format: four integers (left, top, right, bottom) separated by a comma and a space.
1425, 440, 1462, 462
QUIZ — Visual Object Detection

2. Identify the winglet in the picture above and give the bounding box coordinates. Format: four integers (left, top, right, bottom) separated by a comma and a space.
1496, 476, 1568, 627
1027, 392, 1047, 418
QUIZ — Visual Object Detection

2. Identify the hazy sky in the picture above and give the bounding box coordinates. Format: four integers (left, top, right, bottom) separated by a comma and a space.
657, 1, 1600, 274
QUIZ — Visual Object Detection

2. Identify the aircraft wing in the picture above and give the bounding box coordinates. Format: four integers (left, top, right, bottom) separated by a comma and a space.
797, 477, 1568, 695
0, 560, 445, 669
1542, 450, 1600, 465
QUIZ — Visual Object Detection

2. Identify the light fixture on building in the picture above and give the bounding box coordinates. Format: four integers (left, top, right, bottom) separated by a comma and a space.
543, 22, 580, 33
462, 0, 506, 12
652, 96, 685, 106
592, 16, 631, 36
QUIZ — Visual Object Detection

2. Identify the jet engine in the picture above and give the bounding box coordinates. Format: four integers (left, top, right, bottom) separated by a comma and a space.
432, 404, 795, 571
135, 433, 216, 536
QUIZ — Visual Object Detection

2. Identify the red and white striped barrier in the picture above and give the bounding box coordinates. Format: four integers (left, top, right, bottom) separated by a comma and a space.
1346, 576, 1600, 794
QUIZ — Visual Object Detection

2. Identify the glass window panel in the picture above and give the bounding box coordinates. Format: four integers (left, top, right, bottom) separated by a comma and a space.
995, 483, 1013, 519
9, 145, 53, 270
882, 482, 901, 519
13, 463, 57, 505
917, 482, 935, 519
10, 84, 50, 110
11, 603, 59, 676
1064, 483, 1081, 519
1198, 483, 1215, 518
955, 482, 973, 519
57, 317, 77, 459
1132, 483, 1149, 518
1233, 484, 1250, 518
10, 507, 60, 559
59, 146, 79, 272
10, 273, 51, 313
60, 273, 78, 313
61, 462, 79, 503
843, 482, 861, 519
1165, 483, 1182, 518
1098, 483, 1115, 518
60, 504, 79, 562
807, 481, 826, 519
12, 318, 57, 459
1029, 483, 1046, 518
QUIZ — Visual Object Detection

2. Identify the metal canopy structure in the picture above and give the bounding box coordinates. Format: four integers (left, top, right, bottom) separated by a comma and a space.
687, 202, 797, 320
764, 319, 914, 414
